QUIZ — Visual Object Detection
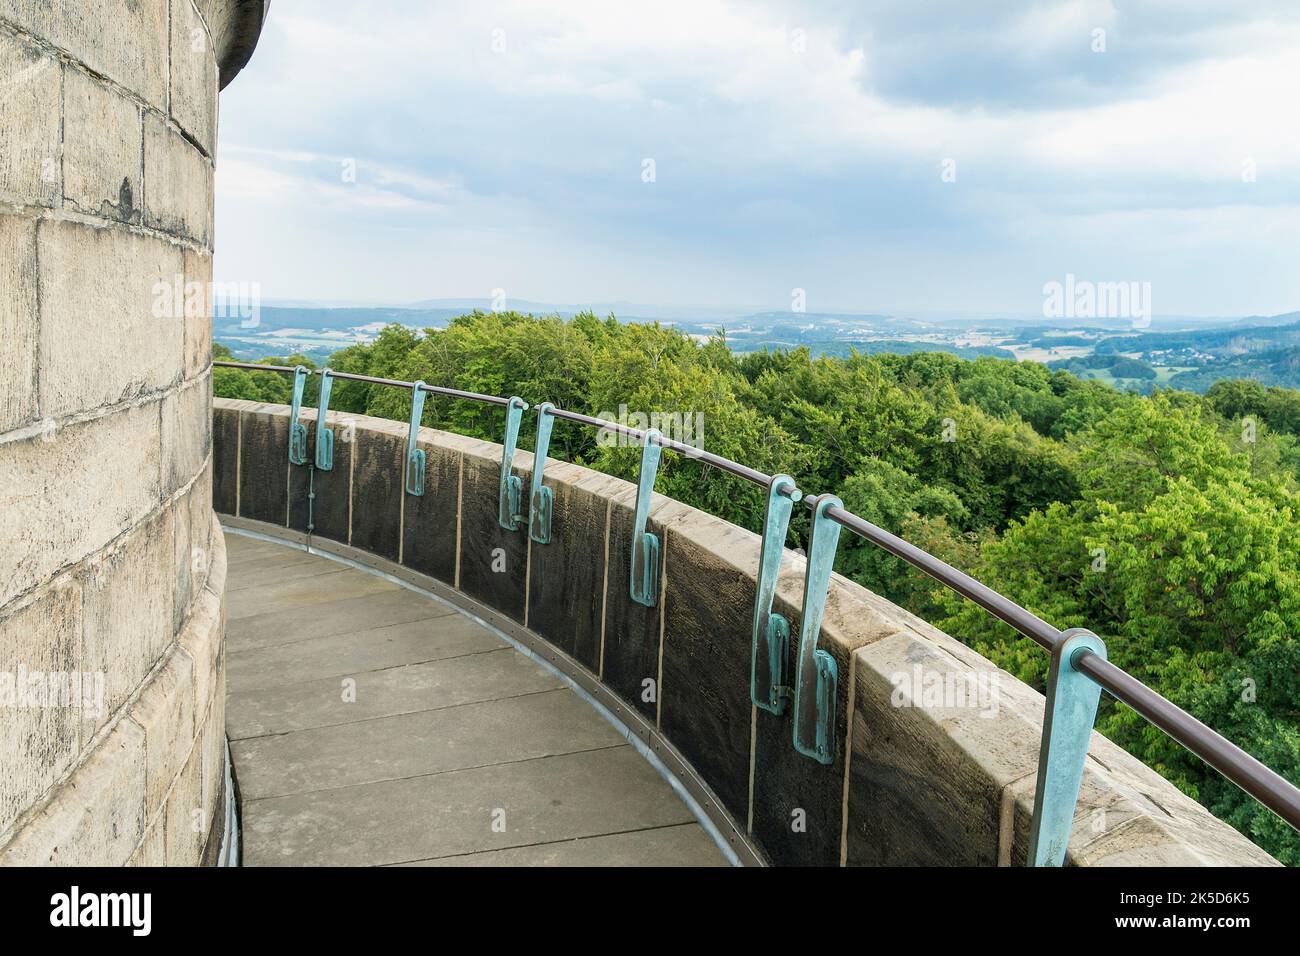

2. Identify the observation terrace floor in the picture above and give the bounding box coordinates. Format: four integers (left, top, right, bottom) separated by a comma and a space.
223, 530, 725, 866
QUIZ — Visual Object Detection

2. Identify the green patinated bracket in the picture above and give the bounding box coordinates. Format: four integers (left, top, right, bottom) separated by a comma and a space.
405, 381, 428, 496
1027, 627, 1107, 867
793, 495, 843, 764
288, 365, 310, 466
751, 474, 801, 715
314, 368, 335, 471
629, 429, 663, 607
497, 396, 528, 531
529, 403, 556, 544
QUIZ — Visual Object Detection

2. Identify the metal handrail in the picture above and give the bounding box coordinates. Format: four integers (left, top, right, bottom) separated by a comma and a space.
212, 359, 1300, 839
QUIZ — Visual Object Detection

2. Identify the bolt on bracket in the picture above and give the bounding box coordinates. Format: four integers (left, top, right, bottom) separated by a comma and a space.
629, 428, 663, 607
793, 494, 843, 764
314, 369, 335, 471
529, 402, 556, 544
288, 365, 310, 465
405, 381, 428, 496
1027, 628, 1107, 867
751, 474, 801, 715
497, 396, 529, 531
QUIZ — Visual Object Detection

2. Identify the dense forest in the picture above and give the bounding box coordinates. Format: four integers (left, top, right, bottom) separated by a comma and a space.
214, 311, 1300, 863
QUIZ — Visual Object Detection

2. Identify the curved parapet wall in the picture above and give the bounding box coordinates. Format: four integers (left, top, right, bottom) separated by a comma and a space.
212, 399, 1278, 866
0, 2, 264, 864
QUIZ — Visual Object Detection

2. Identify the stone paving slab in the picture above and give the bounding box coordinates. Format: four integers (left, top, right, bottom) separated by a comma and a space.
224, 535, 284, 559
232, 688, 626, 799
227, 587, 453, 651
227, 647, 566, 739
226, 552, 341, 591
227, 615, 502, 694
400, 823, 727, 867
226, 567, 397, 620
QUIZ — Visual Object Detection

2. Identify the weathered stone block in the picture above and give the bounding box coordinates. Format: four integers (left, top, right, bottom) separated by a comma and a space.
457, 443, 529, 623
402, 432, 461, 585
132, 645, 196, 817
213, 403, 239, 515
164, 734, 206, 863
188, 458, 214, 588
169, 0, 218, 155
843, 630, 1036, 866
183, 246, 213, 379
1, 0, 168, 109
526, 462, 616, 672
751, 558, 905, 866
237, 406, 290, 526
143, 112, 213, 245
348, 425, 404, 562
289, 408, 351, 541
128, 818, 168, 866
0, 717, 146, 866
173, 481, 195, 635
0, 32, 59, 204
37, 218, 184, 418
62, 69, 142, 222
660, 518, 760, 825
80, 508, 176, 731
0, 402, 161, 608
0, 577, 84, 836
600, 490, 694, 723
199, 681, 226, 832
0, 213, 37, 433
161, 374, 212, 497
171, 456, 213, 637
179, 526, 225, 722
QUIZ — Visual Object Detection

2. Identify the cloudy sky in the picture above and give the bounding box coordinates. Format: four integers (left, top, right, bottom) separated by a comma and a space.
214, 0, 1300, 318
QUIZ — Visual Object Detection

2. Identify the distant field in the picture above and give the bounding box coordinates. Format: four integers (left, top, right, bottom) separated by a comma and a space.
1152, 365, 1195, 384
1003, 344, 1092, 363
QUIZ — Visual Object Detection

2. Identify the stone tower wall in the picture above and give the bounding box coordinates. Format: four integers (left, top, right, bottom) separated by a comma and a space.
0, 0, 266, 865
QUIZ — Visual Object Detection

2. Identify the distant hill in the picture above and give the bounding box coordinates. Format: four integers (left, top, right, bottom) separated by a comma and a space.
1168, 347, 1300, 392
1092, 319, 1300, 356
213, 306, 459, 336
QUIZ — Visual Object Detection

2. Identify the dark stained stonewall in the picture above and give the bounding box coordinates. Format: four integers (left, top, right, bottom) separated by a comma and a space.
844, 639, 1004, 866
237, 409, 288, 527
457, 452, 528, 623
212, 406, 239, 516
660, 525, 756, 824
348, 429, 404, 562
526, 473, 608, 672
286, 410, 352, 545
402, 438, 460, 586
601, 495, 665, 723
750, 587, 846, 867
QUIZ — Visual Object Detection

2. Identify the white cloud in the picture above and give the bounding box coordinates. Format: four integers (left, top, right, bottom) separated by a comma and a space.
214, 0, 1300, 314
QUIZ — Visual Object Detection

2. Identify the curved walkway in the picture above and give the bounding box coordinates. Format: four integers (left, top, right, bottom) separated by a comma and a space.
223, 530, 725, 866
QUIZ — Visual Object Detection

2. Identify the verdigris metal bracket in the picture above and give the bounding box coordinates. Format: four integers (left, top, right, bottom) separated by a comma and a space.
497, 396, 528, 531
793, 494, 843, 764
629, 428, 663, 607
314, 369, 335, 471
1027, 627, 1107, 867
288, 365, 309, 465
529, 402, 556, 544
405, 381, 428, 496
751, 474, 800, 715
